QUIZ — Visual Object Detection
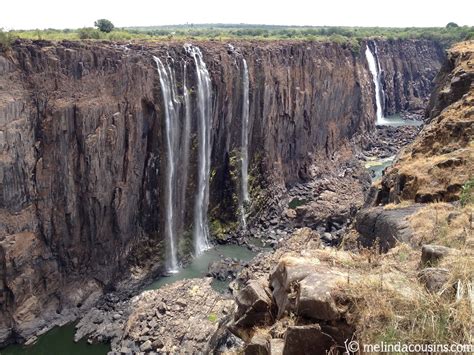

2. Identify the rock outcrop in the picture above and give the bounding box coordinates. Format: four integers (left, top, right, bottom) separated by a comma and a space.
0, 38, 445, 344
74, 278, 233, 353
355, 205, 421, 251
377, 41, 474, 204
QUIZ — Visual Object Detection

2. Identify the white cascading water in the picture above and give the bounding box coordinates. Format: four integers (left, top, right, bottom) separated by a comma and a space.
240, 58, 250, 227
153, 56, 179, 273
365, 42, 388, 125
178, 63, 192, 231
186, 44, 212, 255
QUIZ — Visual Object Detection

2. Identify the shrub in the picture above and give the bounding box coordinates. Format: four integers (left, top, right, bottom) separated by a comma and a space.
460, 179, 474, 206
0, 29, 14, 50
78, 27, 102, 40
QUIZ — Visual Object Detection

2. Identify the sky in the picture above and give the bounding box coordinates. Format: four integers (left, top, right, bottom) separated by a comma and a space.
1, 0, 473, 30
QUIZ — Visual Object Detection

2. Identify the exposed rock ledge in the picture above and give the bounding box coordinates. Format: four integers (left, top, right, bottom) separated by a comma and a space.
76, 278, 233, 354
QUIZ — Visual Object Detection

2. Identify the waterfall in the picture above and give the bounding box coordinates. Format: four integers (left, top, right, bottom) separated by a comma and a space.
240, 58, 250, 227
153, 56, 179, 272
186, 44, 212, 255
365, 42, 388, 125
178, 63, 192, 233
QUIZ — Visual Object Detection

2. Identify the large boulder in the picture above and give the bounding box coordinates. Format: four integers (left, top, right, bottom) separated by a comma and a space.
269, 256, 346, 321
244, 333, 270, 355
234, 279, 273, 328
421, 244, 452, 266
296, 273, 343, 321
418, 267, 451, 293
282, 324, 337, 355
355, 205, 421, 251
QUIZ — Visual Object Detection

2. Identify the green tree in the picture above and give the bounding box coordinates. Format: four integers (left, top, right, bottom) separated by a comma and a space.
446, 22, 459, 28
94, 19, 114, 33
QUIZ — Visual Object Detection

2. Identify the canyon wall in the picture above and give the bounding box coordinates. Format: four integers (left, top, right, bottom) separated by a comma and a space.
377, 41, 473, 204
371, 39, 445, 115
0, 39, 444, 344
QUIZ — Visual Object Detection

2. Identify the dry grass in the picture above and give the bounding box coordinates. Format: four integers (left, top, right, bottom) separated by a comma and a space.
409, 202, 473, 248
335, 209, 473, 347
343, 279, 472, 346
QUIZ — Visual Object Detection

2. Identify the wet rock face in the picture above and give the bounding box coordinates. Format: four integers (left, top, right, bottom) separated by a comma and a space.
0, 39, 444, 343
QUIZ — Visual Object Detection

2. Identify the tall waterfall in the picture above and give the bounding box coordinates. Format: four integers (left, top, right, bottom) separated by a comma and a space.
186, 44, 212, 255
178, 63, 192, 232
153, 56, 179, 272
365, 42, 388, 125
240, 58, 250, 227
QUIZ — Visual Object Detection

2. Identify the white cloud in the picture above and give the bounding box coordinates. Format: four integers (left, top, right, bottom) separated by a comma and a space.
1, 0, 473, 30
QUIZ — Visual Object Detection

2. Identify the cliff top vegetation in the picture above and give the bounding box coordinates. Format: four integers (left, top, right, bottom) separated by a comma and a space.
1, 24, 473, 50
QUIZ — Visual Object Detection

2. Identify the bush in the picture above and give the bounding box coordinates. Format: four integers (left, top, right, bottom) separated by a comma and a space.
94, 19, 114, 33
460, 179, 474, 206
0, 29, 14, 49
78, 27, 102, 39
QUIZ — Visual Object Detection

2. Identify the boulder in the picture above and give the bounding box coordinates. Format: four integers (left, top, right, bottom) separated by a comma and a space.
421, 245, 452, 266
245, 334, 269, 355
270, 257, 346, 320
296, 273, 343, 321
234, 280, 273, 328
355, 205, 421, 251
418, 267, 450, 293
282, 324, 336, 355
269, 338, 284, 355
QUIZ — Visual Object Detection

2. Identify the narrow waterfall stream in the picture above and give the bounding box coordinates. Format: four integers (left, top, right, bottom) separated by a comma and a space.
365, 42, 389, 125
153, 56, 179, 272
240, 58, 250, 227
186, 44, 212, 255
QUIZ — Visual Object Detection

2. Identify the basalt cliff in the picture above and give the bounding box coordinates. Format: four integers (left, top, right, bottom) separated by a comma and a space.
0, 38, 444, 346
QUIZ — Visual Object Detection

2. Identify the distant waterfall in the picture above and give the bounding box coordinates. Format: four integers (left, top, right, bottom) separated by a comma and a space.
153, 56, 179, 272
186, 44, 212, 255
365, 42, 388, 125
240, 58, 250, 227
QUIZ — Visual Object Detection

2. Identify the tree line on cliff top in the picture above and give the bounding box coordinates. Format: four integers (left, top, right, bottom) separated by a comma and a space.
1, 21, 473, 50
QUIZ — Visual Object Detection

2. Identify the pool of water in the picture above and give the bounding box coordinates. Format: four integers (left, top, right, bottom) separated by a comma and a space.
377, 114, 423, 127
365, 156, 395, 180
0, 324, 109, 355
146, 243, 257, 292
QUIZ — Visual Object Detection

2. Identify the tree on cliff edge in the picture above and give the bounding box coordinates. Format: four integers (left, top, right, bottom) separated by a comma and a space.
94, 19, 114, 33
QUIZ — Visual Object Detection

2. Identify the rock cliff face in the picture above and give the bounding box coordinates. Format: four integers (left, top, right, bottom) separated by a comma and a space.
369, 39, 445, 116
0, 39, 444, 344
378, 41, 473, 204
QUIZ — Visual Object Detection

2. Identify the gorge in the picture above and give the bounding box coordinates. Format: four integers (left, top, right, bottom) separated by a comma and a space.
0, 37, 458, 353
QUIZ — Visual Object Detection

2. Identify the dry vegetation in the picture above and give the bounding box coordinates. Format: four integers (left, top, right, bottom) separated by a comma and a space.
410, 202, 473, 248
339, 201, 473, 347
